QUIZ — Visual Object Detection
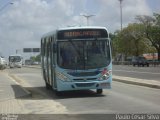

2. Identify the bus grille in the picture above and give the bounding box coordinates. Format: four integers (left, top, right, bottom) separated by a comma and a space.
73, 78, 97, 81
68, 71, 100, 77
75, 83, 95, 87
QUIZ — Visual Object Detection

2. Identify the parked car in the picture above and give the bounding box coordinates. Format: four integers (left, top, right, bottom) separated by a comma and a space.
132, 56, 149, 67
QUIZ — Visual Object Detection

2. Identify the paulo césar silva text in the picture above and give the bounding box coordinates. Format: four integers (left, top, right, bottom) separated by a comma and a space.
116, 114, 160, 120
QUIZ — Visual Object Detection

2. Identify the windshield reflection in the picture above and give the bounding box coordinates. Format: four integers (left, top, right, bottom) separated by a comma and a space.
57, 40, 111, 70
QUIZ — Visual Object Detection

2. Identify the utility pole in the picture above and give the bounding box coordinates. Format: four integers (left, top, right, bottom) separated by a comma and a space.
119, 0, 123, 31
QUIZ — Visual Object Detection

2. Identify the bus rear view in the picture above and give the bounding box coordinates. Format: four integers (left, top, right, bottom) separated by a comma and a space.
41, 27, 112, 95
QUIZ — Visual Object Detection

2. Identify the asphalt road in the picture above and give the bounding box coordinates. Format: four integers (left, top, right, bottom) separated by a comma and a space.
5, 67, 160, 114
112, 65, 160, 81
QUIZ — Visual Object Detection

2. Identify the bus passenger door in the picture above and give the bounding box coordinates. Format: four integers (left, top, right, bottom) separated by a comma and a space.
43, 39, 49, 84
47, 39, 52, 87
51, 37, 57, 89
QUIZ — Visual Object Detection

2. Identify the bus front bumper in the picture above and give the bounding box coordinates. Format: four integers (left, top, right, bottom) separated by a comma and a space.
56, 77, 112, 91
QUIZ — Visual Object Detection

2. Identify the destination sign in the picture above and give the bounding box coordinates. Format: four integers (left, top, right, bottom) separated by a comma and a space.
57, 29, 108, 40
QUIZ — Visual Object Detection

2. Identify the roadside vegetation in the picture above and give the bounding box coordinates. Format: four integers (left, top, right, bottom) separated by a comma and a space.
111, 13, 160, 62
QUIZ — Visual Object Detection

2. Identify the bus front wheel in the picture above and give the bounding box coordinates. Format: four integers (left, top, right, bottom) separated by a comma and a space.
96, 89, 103, 94
55, 90, 62, 96
45, 82, 51, 90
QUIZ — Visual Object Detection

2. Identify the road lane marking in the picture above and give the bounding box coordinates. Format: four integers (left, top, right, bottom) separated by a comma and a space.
113, 69, 160, 75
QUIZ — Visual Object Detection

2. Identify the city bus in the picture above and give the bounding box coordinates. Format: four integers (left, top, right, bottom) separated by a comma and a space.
41, 26, 112, 94
9, 54, 23, 68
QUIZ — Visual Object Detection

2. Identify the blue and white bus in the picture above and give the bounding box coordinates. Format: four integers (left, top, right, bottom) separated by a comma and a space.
41, 26, 112, 94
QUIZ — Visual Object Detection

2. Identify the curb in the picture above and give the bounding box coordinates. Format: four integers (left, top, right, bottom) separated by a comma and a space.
113, 75, 160, 89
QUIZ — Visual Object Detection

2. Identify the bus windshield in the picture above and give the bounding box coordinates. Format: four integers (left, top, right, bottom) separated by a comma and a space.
57, 39, 111, 70
9, 56, 21, 62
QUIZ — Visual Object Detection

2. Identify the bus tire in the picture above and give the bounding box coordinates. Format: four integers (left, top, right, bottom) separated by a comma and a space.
55, 90, 62, 96
45, 82, 51, 90
96, 89, 103, 94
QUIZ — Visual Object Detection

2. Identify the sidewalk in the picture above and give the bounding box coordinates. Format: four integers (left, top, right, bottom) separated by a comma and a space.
0, 70, 31, 113
0, 70, 68, 114
0, 71, 31, 101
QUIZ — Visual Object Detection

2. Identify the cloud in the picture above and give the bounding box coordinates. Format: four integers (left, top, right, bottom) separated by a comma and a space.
0, 0, 76, 58
92, 0, 152, 32
0, 0, 152, 58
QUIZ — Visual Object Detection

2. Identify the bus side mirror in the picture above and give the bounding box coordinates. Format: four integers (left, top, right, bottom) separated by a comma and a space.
53, 43, 57, 53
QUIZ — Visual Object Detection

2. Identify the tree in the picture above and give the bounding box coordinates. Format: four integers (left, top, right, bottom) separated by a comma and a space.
109, 33, 117, 57
136, 13, 160, 61
30, 54, 41, 62
30, 56, 36, 62
112, 23, 148, 61
35, 54, 41, 62
122, 23, 147, 56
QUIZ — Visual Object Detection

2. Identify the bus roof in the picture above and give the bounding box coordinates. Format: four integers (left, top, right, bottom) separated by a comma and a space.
58, 26, 108, 31
41, 26, 109, 38
9, 54, 22, 57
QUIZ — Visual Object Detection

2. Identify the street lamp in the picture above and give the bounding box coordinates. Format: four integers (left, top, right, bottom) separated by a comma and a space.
80, 14, 95, 26
119, 0, 123, 31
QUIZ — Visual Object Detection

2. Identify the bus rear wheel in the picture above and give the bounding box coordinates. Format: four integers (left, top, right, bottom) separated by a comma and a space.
96, 89, 103, 94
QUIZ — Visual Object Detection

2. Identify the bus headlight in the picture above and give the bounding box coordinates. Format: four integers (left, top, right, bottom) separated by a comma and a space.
99, 68, 112, 80
56, 72, 69, 82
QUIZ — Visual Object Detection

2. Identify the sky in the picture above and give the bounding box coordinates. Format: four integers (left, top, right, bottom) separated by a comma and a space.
0, 0, 160, 59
